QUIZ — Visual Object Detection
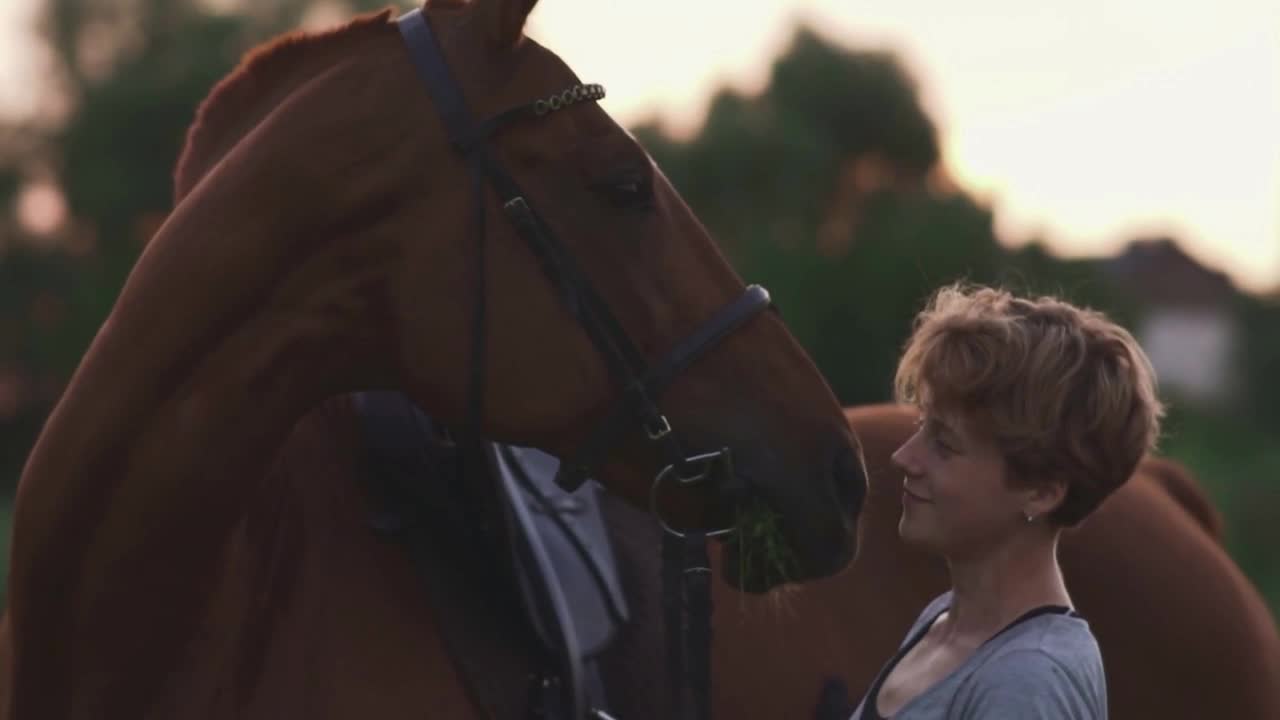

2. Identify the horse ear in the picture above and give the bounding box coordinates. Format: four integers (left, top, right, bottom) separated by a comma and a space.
472, 0, 540, 49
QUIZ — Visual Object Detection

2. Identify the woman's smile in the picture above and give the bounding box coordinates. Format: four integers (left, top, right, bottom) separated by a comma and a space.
903, 485, 932, 504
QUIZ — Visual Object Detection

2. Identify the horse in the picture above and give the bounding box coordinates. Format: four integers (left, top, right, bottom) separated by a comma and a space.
0, 2, 869, 717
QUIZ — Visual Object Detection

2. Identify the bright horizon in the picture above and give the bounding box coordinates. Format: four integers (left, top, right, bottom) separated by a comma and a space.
3, 0, 1278, 294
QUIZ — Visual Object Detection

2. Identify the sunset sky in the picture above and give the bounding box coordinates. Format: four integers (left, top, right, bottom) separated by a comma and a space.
3, 0, 1277, 293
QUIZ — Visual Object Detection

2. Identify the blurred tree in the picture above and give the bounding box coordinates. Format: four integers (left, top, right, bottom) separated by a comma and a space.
0, 0, 408, 494
637, 27, 1023, 404
636, 28, 939, 253
1235, 292, 1280, 428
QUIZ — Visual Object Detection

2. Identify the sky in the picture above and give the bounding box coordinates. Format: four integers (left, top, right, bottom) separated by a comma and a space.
3, 0, 1278, 293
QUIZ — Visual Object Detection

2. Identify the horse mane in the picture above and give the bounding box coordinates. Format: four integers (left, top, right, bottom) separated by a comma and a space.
173, 7, 398, 200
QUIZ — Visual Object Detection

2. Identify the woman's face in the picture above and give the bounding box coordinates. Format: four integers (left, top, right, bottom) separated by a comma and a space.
890, 407, 1032, 560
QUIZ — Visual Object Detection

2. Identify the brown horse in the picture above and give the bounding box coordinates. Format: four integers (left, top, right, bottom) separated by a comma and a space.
1, 2, 867, 717
705, 405, 1280, 719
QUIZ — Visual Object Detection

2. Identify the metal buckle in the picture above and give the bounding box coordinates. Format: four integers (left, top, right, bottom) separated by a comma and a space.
648, 450, 737, 539
644, 414, 673, 440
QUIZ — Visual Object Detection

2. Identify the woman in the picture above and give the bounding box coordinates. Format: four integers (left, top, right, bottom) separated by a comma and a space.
847, 283, 1164, 719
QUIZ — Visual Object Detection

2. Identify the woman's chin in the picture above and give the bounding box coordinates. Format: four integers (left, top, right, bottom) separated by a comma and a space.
897, 517, 935, 551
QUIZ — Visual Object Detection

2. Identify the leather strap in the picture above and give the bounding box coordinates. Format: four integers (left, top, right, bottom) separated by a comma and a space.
663, 531, 713, 720
555, 285, 773, 488
354, 391, 545, 720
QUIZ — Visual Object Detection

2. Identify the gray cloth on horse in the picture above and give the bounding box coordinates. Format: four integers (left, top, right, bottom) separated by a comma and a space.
850, 591, 1107, 719
495, 444, 630, 658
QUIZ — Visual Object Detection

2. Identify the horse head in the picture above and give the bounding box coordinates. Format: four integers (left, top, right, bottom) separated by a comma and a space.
166, 0, 867, 589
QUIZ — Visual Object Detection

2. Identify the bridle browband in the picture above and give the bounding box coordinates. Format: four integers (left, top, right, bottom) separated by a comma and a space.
396, 9, 770, 719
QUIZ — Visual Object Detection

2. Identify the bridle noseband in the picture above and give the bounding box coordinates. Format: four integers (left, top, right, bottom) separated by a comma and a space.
397, 9, 772, 719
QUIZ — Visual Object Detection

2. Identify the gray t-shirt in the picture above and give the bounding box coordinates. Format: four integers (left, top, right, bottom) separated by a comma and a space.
850, 591, 1106, 719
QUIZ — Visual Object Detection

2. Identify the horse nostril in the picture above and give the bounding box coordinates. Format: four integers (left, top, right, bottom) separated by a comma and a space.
831, 444, 867, 515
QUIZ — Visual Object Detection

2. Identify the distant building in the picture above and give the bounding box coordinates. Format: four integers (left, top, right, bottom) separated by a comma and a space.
1105, 237, 1240, 406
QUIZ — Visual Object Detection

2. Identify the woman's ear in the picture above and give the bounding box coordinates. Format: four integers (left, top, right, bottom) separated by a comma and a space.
1024, 475, 1069, 521
472, 0, 540, 50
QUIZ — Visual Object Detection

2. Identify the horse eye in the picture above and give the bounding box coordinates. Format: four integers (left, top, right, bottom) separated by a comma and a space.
596, 173, 653, 209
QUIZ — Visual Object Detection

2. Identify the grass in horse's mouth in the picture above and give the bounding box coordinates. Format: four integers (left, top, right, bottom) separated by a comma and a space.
726, 497, 802, 595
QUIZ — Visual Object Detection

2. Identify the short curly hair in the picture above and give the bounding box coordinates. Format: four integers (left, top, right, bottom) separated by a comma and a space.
894, 282, 1165, 527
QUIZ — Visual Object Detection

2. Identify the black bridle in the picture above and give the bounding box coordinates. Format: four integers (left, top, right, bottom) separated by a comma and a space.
397, 9, 770, 719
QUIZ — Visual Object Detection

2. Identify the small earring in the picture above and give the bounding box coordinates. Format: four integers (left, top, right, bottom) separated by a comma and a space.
1024, 512, 1035, 524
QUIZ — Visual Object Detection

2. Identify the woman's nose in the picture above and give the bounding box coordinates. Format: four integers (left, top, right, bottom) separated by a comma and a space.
891, 434, 920, 475
890, 442, 909, 472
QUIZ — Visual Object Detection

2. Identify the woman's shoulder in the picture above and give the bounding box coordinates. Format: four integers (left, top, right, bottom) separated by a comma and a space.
952, 614, 1111, 712
989, 610, 1102, 668
957, 614, 1107, 717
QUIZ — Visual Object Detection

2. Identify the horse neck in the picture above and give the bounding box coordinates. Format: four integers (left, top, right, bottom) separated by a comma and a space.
174, 10, 397, 202
6, 111, 408, 715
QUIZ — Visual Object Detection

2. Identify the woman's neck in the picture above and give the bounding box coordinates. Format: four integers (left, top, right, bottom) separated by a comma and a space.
939, 530, 1071, 643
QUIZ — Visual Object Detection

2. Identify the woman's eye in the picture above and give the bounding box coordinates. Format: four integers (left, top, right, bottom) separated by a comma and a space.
931, 435, 956, 456
923, 424, 956, 456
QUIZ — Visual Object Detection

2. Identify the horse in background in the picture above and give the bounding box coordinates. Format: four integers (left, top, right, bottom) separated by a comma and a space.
0, 2, 867, 717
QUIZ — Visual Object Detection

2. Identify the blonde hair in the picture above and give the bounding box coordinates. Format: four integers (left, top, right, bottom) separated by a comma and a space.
894, 282, 1165, 527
